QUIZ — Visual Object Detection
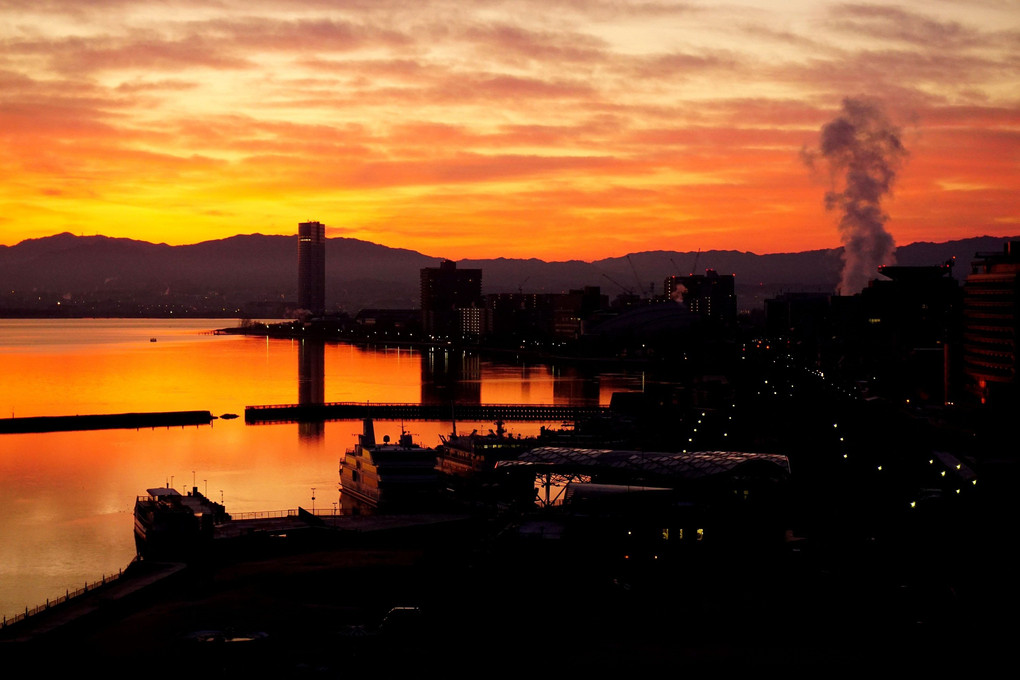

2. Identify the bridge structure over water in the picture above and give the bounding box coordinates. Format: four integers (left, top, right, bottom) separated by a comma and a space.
244, 402, 610, 424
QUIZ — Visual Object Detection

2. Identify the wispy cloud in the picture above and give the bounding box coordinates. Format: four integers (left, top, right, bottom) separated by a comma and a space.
1, 1, 1015, 258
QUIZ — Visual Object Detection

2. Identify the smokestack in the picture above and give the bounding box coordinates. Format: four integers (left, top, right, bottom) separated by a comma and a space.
806, 97, 908, 295
361, 418, 376, 447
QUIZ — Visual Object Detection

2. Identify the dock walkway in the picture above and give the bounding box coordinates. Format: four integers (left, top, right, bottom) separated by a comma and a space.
245, 402, 608, 423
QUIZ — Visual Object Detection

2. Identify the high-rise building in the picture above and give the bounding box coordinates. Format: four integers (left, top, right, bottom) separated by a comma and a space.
297, 221, 326, 317
854, 263, 960, 404
665, 269, 736, 324
420, 260, 482, 339
963, 241, 1020, 405
485, 292, 556, 342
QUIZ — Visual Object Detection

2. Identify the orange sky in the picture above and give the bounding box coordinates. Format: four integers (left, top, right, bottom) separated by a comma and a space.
1, 1, 1017, 261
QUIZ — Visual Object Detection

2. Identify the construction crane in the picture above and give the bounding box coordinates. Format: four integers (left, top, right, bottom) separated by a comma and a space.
625, 255, 656, 296
626, 255, 642, 293
600, 272, 633, 295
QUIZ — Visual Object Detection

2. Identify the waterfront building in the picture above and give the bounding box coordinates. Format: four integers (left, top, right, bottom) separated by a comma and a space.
298, 221, 326, 317
963, 241, 1020, 405
420, 260, 482, 340
353, 308, 420, 337
484, 292, 556, 344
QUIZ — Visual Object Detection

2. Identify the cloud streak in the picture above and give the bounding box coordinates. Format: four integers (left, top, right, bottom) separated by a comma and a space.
0, 1, 1016, 259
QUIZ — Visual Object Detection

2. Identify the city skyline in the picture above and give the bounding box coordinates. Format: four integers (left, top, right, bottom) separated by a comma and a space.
2, 1, 1016, 260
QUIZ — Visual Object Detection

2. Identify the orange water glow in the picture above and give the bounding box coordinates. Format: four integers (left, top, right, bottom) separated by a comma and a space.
3, 320, 639, 618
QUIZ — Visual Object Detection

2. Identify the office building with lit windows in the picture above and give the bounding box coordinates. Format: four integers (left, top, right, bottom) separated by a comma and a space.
963, 241, 1020, 405
665, 270, 736, 324
420, 260, 482, 340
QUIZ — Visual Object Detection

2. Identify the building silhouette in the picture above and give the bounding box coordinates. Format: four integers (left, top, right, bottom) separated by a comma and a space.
963, 241, 1020, 405
665, 270, 736, 324
766, 263, 961, 403
298, 221, 326, 317
484, 293, 556, 344
858, 263, 960, 404
553, 286, 607, 339
420, 260, 482, 340
765, 292, 830, 341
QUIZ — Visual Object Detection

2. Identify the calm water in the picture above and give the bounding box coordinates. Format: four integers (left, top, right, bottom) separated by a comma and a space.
0, 319, 642, 620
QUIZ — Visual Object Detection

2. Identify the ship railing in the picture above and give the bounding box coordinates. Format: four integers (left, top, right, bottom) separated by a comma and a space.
440, 448, 477, 463
340, 484, 380, 503
2, 568, 123, 629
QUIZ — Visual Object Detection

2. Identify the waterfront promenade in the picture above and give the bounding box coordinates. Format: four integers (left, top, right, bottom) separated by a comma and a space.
0, 511, 470, 645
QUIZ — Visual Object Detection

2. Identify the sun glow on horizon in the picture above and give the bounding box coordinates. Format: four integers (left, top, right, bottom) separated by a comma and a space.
1, 1, 1016, 260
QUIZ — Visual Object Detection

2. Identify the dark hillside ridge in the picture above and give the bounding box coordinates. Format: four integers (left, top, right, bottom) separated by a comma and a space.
2, 233, 1014, 315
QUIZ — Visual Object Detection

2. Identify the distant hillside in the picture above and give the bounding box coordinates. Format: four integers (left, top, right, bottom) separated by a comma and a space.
1, 233, 1014, 316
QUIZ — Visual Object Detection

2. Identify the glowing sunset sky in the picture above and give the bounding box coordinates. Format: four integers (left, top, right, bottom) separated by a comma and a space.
1, 0, 1017, 260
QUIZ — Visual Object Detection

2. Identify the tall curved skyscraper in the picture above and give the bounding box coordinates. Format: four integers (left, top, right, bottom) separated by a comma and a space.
298, 221, 326, 317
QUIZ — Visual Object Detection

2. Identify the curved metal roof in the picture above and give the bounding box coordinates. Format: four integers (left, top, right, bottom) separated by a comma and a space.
587, 303, 697, 337
497, 447, 791, 480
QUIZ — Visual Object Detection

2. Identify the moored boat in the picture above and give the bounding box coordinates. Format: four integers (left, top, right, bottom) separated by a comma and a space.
437, 419, 538, 477
339, 419, 439, 515
133, 485, 230, 559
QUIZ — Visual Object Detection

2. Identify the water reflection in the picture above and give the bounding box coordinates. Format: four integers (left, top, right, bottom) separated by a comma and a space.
553, 365, 602, 405
421, 347, 481, 406
0, 320, 649, 621
298, 338, 325, 441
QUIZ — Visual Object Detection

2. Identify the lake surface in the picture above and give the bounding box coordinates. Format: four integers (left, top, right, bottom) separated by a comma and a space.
0, 319, 643, 620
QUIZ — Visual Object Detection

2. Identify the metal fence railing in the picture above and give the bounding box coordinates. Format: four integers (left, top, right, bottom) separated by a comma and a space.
2, 568, 123, 629
228, 509, 299, 520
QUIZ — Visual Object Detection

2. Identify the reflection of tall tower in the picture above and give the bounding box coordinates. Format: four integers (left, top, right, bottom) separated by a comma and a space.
298, 338, 325, 441
298, 221, 326, 317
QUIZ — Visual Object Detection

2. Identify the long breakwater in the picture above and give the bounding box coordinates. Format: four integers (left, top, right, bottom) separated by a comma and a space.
0, 411, 214, 434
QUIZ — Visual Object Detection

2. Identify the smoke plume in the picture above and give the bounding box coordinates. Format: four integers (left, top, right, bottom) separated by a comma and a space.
806, 97, 907, 294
